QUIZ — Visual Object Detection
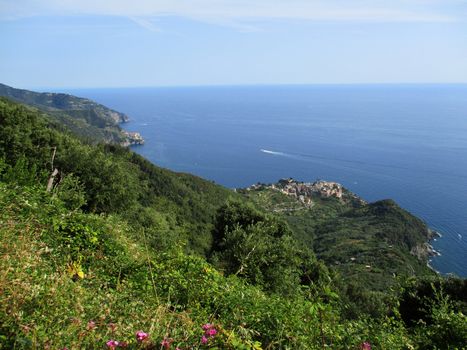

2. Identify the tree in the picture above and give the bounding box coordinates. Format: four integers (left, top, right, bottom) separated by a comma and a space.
210, 200, 304, 295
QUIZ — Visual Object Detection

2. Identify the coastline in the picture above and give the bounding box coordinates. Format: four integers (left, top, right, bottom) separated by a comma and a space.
426, 229, 443, 274
121, 129, 145, 147
117, 115, 145, 147
94, 87, 466, 278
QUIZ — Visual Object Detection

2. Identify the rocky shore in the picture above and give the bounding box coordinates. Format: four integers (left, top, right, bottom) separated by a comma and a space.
121, 130, 145, 147
411, 242, 441, 260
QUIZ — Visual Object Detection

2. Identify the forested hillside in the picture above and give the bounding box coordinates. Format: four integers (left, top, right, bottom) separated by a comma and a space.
239, 181, 437, 317
0, 83, 143, 146
0, 96, 466, 349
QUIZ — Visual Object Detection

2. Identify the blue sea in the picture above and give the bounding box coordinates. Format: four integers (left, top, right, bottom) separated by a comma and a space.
65, 84, 467, 277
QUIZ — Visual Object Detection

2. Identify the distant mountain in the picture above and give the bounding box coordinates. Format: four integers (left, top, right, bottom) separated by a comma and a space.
0, 83, 143, 146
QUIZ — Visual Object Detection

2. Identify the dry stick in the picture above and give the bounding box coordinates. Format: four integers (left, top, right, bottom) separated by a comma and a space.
234, 233, 257, 276
46, 147, 58, 192
234, 245, 256, 276
50, 146, 56, 171
46, 168, 58, 192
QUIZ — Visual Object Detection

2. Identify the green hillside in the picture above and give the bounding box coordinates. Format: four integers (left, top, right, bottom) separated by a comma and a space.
0, 83, 143, 146
0, 96, 466, 349
239, 181, 433, 288
0, 96, 237, 255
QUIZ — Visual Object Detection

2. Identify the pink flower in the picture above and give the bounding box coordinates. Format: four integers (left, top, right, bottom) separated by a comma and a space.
106, 340, 119, 349
206, 328, 217, 337
136, 330, 149, 342
361, 342, 371, 350
202, 323, 217, 337
203, 323, 217, 330
201, 322, 217, 344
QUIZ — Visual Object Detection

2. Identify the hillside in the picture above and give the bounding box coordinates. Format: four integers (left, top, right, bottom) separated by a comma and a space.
239, 180, 437, 316
0, 96, 237, 255
0, 95, 466, 349
0, 83, 143, 146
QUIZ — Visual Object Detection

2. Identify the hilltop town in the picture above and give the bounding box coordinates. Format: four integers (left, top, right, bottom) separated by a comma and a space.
246, 178, 366, 207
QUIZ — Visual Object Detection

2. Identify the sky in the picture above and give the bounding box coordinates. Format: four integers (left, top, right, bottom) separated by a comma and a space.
1, 0, 467, 88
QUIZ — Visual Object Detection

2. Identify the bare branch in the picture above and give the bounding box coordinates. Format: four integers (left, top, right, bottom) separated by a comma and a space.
50, 146, 57, 171
46, 168, 59, 192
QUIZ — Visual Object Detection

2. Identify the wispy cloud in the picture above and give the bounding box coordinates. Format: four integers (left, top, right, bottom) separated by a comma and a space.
0, 0, 463, 26
128, 17, 162, 32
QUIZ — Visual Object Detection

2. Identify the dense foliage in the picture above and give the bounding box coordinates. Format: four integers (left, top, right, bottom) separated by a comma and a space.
0, 83, 131, 144
0, 96, 466, 349
0, 97, 234, 254
241, 186, 438, 317
210, 200, 326, 296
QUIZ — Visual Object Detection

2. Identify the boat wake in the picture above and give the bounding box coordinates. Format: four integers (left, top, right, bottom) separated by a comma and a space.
259, 148, 467, 180
260, 149, 287, 156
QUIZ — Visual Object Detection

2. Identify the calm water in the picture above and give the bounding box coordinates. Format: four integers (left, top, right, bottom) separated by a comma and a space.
65, 85, 467, 277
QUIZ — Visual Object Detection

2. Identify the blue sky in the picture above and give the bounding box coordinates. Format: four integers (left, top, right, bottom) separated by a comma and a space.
1, 0, 467, 88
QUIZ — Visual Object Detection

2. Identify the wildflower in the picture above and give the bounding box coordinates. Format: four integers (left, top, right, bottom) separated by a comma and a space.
200, 322, 218, 345
106, 340, 119, 349
136, 330, 149, 342
202, 323, 213, 331
161, 337, 173, 349
87, 320, 96, 330
361, 342, 371, 350
206, 328, 217, 337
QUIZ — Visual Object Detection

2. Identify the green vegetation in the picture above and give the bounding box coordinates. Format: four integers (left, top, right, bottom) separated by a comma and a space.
0, 83, 140, 145
240, 184, 439, 318
243, 187, 429, 270
210, 200, 323, 296
0, 96, 234, 255
0, 96, 466, 349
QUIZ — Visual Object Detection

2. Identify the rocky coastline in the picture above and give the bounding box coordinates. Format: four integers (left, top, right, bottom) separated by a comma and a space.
121, 130, 145, 147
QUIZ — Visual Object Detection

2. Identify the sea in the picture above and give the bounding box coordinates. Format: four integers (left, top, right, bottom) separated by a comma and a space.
64, 84, 467, 277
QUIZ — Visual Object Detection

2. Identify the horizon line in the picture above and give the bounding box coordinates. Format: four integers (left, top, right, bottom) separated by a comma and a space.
12, 81, 467, 92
